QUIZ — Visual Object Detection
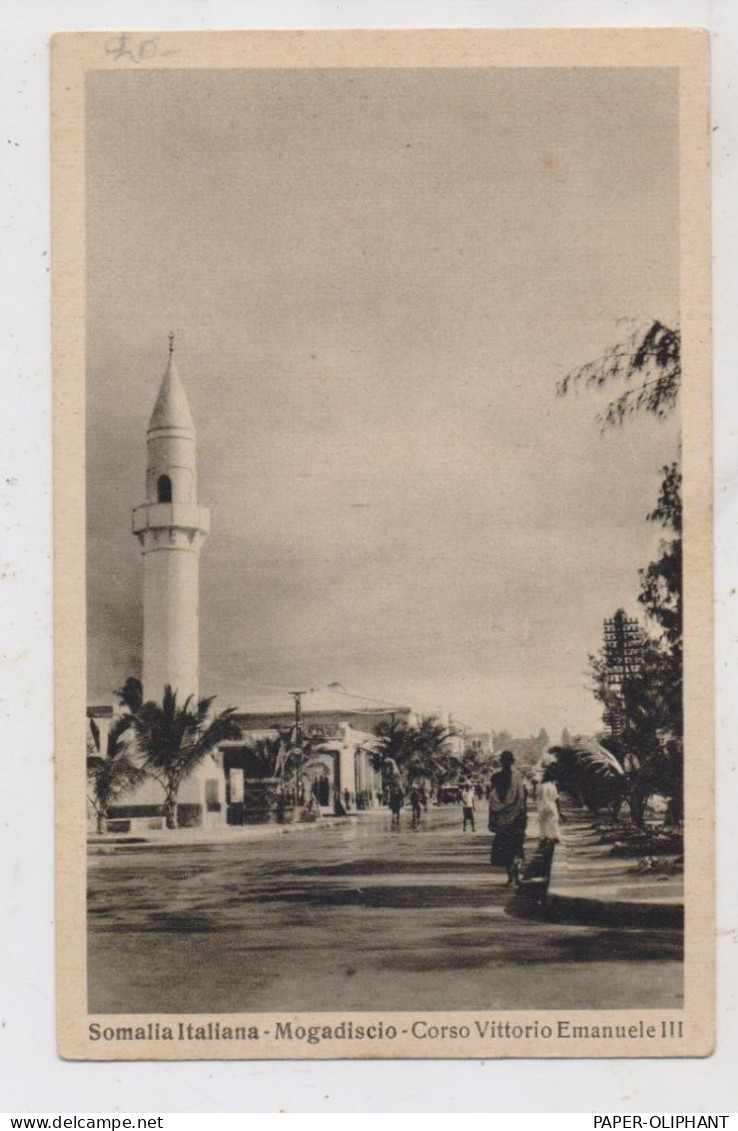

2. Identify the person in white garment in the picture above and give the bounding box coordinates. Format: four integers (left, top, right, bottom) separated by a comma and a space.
460, 782, 476, 832
536, 765, 562, 845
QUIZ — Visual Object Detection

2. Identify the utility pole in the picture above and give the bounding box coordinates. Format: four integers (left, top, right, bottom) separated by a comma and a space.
602, 610, 643, 739
289, 691, 306, 743
289, 691, 307, 805
603, 610, 643, 684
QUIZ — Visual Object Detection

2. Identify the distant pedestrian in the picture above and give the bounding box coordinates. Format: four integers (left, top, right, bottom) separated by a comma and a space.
461, 783, 476, 831
536, 766, 561, 846
389, 781, 405, 824
488, 751, 528, 886
409, 784, 423, 823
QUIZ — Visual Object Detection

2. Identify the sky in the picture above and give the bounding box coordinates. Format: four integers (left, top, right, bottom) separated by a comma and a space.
86, 65, 680, 736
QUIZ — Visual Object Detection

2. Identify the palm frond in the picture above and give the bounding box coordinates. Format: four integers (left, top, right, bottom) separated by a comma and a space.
574, 740, 625, 778
89, 717, 101, 752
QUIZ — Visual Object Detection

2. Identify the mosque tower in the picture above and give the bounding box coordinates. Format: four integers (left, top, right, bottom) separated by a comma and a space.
132, 336, 210, 703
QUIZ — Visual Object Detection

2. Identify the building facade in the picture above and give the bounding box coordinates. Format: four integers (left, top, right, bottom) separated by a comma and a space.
221, 685, 411, 818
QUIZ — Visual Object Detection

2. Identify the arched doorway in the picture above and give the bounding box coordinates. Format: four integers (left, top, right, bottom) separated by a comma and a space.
302, 754, 337, 810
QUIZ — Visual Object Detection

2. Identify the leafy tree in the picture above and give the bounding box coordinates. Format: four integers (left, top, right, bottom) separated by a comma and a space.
557, 320, 680, 428
86, 715, 145, 834
558, 321, 683, 650
129, 685, 241, 828
639, 461, 682, 650
628, 739, 683, 827
559, 323, 683, 826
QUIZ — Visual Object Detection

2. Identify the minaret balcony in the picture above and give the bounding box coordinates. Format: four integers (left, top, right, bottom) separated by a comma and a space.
132, 501, 210, 537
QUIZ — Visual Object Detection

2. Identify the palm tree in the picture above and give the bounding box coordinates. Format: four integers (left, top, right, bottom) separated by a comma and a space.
239, 733, 284, 779
372, 718, 411, 776
406, 715, 457, 786
86, 715, 145, 834
129, 685, 241, 828
373, 715, 457, 788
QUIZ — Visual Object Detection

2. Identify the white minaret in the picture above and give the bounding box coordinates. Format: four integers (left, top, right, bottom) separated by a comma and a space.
132, 336, 210, 703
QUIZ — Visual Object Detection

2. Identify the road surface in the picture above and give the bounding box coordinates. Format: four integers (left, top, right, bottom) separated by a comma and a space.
88, 807, 682, 1014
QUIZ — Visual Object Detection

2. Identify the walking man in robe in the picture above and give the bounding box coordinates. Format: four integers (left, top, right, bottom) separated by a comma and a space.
488, 751, 528, 886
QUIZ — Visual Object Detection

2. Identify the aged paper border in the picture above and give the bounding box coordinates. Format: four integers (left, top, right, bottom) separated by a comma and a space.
53, 27, 712, 1061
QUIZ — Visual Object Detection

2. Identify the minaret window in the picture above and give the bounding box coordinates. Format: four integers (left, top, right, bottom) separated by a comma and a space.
157, 474, 173, 503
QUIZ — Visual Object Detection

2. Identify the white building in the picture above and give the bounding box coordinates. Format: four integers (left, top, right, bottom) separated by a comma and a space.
221, 685, 409, 817
464, 732, 494, 758
98, 341, 225, 832
132, 335, 209, 703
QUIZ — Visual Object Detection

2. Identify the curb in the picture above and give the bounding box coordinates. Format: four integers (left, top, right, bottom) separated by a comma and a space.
545, 817, 684, 927
87, 814, 361, 852
546, 889, 684, 928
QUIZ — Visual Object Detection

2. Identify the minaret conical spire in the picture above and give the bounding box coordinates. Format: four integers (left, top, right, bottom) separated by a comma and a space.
148, 334, 195, 435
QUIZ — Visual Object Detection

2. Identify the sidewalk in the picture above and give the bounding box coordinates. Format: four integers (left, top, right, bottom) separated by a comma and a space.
87, 808, 387, 852
543, 804, 684, 927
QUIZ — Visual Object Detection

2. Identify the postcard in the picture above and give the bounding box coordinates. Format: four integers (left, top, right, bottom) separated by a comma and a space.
53, 28, 712, 1059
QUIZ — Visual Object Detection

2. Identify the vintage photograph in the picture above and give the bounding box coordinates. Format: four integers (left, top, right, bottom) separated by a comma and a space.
53, 30, 712, 1058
